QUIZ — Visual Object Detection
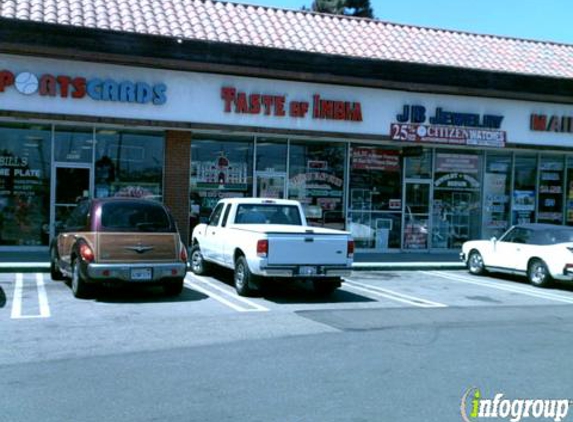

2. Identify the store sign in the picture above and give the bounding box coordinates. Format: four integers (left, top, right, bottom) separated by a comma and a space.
0, 69, 167, 105
351, 147, 400, 171
390, 104, 506, 147
221, 87, 363, 122
530, 113, 573, 133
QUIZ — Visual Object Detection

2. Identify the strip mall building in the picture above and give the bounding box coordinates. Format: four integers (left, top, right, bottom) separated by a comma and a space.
0, 0, 572, 254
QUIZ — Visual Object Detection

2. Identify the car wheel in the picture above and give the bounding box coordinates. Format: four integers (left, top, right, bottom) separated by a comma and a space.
190, 245, 209, 276
50, 248, 65, 281
234, 256, 254, 297
468, 251, 486, 275
313, 278, 341, 296
71, 258, 92, 299
528, 259, 552, 288
164, 278, 184, 296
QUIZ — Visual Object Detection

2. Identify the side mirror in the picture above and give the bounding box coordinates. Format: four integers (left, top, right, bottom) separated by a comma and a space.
490, 236, 497, 243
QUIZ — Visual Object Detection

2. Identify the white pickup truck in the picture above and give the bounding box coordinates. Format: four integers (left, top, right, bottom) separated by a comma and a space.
189, 198, 354, 296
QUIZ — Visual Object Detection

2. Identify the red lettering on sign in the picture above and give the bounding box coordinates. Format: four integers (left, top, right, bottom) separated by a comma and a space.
249, 94, 261, 114
221, 87, 236, 113
0, 70, 14, 92
72, 77, 86, 98
39, 74, 57, 96
275, 96, 285, 116
262, 95, 273, 115
57, 76, 71, 98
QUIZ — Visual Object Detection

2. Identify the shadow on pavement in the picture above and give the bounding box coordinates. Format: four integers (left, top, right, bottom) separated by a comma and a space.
479, 272, 573, 293
86, 284, 209, 304
203, 268, 376, 304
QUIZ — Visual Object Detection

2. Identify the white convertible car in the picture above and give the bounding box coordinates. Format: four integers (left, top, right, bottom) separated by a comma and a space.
460, 223, 573, 287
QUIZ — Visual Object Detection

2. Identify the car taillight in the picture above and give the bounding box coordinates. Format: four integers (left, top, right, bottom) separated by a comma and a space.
347, 240, 355, 258
180, 243, 188, 262
257, 239, 268, 257
79, 244, 94, 263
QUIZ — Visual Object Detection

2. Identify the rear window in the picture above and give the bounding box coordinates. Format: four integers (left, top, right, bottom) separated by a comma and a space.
536, 229, 573, 245
100, 201, 174, 232
235, 204, 302, 225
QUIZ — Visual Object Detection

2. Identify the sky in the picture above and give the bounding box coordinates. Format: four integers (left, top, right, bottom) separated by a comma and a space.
229, 0, 573, 45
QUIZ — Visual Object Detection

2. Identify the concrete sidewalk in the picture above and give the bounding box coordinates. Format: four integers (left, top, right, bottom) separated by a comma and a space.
0, 249, 465, 273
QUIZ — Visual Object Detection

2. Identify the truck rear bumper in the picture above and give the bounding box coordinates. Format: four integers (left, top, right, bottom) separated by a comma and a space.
258, 265, 351, 278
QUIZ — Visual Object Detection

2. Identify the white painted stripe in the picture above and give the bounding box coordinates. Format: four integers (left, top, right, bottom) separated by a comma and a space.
345, 279, 447, 308
36, 273, 51, 318
423, 271, 573, 305
10, 273, 23, 319
184, 280, 250, 312
188, 274, 269, 312
0, 263, 50, 269
344, 281, 444, 308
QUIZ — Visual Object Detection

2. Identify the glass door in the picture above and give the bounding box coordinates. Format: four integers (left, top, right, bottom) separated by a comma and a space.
402, 181, 431, 250
50, 165, 92, 239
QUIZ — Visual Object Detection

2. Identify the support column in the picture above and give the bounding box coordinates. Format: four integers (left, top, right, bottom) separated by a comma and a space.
164, 130, 191, 245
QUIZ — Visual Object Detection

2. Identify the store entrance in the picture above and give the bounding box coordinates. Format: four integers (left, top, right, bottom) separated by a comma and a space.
402, 181, 431, 250
50, 165, 92, 239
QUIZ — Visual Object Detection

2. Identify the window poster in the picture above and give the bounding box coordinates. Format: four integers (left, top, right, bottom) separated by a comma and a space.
192, 151, 249, 192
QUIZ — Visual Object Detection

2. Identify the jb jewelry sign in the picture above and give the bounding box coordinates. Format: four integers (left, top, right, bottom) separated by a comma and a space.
390, 104, 507, 147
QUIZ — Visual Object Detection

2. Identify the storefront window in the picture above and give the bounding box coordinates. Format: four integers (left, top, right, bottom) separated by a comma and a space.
537, 155, 564, 224
432, 151, 482, 248
288, 141, 346, 229
0, 123, 51, 246
566, 157, 573, 226
54, 126, 94, 163
95, 130, 164, 200
255, 138, 287, 198
512, 154, 537, 224
190, 136, 254, 229
348, 144, 402, 249
404, 149, 432, 179
483, 152, 512, 239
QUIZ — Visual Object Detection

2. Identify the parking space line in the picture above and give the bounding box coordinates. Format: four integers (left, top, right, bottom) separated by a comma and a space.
344, 279, 447, 308
423, 271, 573, 305
10, 273, 23, 319
184, 275, 269, 312
36, 273, 51, 318
11, 273, 51, 319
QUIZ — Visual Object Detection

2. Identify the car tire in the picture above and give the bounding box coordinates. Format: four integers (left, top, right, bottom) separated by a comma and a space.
234, 256, 255, 297
50, 248, 65, 281
190, 245, 209, 276
164, 278, 184, 296
468, 250, 486, 275
528, 259, 552, 288
313, 278, 341, 296
71, 258, 92, 299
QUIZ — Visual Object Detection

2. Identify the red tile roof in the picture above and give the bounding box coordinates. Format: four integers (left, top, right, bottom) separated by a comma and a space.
1, 0, 572, 78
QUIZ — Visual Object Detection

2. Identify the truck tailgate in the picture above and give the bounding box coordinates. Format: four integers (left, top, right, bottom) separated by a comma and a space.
267, 234, 348, 265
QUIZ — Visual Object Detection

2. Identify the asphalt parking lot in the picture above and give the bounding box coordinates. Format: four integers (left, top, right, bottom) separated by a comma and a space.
4, 268, 573, 365
4, 268, 573, 321
3, 269, 573, 422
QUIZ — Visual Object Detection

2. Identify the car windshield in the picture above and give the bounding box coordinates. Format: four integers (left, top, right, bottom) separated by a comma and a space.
235, 204, 302, 225
101, 201, 173, 232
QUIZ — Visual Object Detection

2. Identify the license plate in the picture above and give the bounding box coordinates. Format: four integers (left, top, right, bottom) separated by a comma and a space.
299, 266, 317, 276
130, 268, 153, 281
